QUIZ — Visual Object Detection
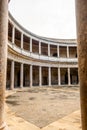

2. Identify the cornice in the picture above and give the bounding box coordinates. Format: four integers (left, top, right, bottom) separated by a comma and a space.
8, 12, 77, 44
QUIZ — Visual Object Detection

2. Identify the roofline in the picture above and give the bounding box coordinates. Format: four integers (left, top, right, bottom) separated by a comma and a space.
9, 12, 77, 44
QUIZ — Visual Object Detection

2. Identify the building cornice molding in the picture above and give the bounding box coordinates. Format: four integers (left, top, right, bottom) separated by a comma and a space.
8, 12, 77, 44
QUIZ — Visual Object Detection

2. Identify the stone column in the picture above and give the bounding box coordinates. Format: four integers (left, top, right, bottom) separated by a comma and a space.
58, 68, 61, 85
68, 68, 70, 86
76, 1, 87, 129
57, 45, 59, 57
49, 67, 51, 86
0, 0, 8, 129
30, 65, 32, 87
67, 46, 69, 58
30, 38, 32, 53
10, 61, 14, 90
48, 44, 50, 57
39, 66, 42, 86
39, 41, 41, 55
21, 33, 23, 49
12, 26, 15, 44
20, 63, 23, 88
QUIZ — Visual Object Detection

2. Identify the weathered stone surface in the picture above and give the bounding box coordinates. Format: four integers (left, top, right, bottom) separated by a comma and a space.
0, 0, 8, 129
76, 0, 87, 130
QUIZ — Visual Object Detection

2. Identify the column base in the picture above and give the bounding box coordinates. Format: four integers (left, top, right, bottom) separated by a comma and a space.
0, 122, 9, 130
10, 87, 14, 90
20, 86, 23, 89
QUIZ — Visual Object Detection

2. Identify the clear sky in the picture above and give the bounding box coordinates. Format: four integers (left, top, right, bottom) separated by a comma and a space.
9, 0, 76, 39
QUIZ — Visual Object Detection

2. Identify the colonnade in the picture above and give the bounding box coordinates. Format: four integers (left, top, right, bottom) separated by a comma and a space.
7, 60, 78, 90
0, 0, 87, 130
8, 20, 77, 58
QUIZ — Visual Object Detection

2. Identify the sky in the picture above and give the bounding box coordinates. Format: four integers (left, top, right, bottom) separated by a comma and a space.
9, 0, 76, 39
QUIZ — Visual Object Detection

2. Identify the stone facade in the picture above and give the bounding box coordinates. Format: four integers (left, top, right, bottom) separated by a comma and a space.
6, 13, 79, 89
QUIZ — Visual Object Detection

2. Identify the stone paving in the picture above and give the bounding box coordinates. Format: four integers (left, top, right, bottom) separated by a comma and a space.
5, 104, 81, 130
6, 87, 80, 128
5, 89, 82, 130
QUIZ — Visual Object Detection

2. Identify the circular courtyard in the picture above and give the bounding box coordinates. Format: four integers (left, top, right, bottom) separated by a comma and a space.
6, 87, 80, 128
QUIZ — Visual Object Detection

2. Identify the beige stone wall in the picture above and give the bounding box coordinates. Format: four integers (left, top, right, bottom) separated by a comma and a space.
59, 47, 67, 57
33, 66, 39, 86
69, 47, 77, 58
51, 68, 58, 85
42, 67, 48, 85
24, 65, 30, 86
50, 45, 57, 57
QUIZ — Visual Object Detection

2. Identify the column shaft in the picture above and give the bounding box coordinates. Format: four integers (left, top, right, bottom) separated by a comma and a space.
39, 42, 41, 55
20, 63, 23, 88
12, 26, 15, 44
68, 68, 70, 86
30, 65, 32, 87
58, 68, 61, 85
76, 1, 87, 129
67, 46, 69, 58
30, 38, 32, 52
0, 0, 8, 129
21, 33, 23, 49
48, 44, 50, 56
57, 45, 59, 57
39, 66, 42, 86
49, 67, 51, 86
10, 61, 14, 90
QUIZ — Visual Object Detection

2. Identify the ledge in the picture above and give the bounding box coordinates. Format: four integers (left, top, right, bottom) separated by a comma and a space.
8, 41, 78, 65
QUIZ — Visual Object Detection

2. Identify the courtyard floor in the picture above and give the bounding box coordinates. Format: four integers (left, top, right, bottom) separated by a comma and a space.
6, 86, 80, 128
